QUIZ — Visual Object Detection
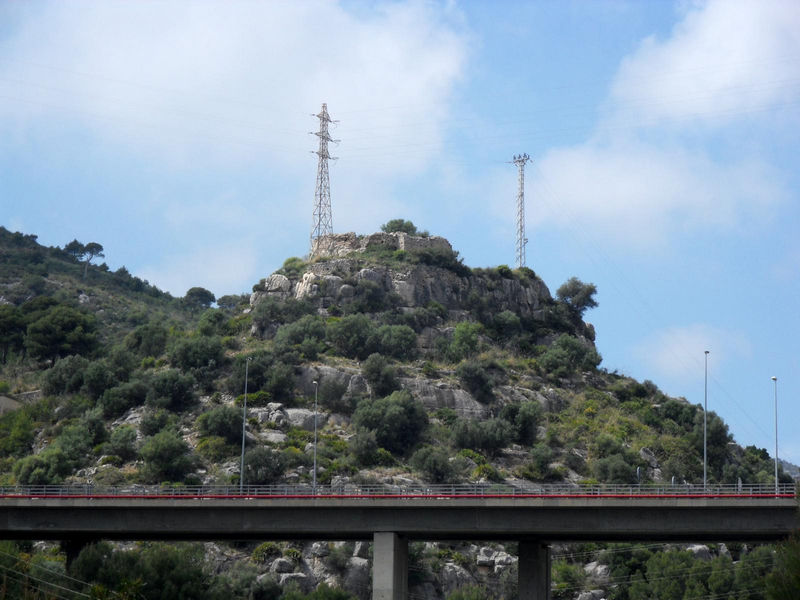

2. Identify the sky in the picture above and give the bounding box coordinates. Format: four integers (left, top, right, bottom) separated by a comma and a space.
1, 1, 799, 467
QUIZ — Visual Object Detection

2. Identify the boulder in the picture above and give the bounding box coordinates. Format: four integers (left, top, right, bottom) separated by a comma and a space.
286, 408, 327, 431
270, 557, 294, 573
343, 557, 371, 598
687, 544, 712, 561
584, 561, 610, 584
476, 546, 496, 567
440, 563, 475, 595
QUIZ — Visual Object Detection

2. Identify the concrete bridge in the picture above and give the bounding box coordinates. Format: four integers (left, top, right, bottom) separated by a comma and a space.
0, 484, 797, 600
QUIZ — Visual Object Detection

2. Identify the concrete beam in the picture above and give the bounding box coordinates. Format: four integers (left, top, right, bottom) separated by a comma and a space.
519, 542, 550, 600
373, 532, 407, 600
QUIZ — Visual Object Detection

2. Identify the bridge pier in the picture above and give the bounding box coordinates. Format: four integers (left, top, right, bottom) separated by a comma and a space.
373, 532, 408, 600
519, 541, 551, 600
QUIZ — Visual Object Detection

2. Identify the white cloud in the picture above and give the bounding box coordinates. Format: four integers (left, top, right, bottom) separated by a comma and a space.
0, 1, 467, 171
531, 139, 785, 247
609, 0, 800, 126
636, 324, 752, 382
527, 0, 796, 249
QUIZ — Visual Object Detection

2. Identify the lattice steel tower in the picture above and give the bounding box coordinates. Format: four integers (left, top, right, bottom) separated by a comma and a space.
512, 153, 531, 268
310, 103, 338, 254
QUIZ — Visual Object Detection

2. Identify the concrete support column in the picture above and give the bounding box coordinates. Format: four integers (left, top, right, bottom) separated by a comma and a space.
519, 541, 551, 600
373, 532, 408, 600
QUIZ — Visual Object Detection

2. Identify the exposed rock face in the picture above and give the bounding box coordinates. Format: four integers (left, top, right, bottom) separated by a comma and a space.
311, 232, 452, 259
252, 233, 552, 319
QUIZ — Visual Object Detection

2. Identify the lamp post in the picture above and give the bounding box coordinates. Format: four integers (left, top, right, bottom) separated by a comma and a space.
312, 380, 319, 495
703, 350, 709, 491
772, 376, 778, 495
239, 357, 252, 495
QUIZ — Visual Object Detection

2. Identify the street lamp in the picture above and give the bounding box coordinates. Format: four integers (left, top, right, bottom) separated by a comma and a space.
703, 350, 709, 491
239, 357, 252, 495
312, 380, 319, 495
772, 376, 778, 495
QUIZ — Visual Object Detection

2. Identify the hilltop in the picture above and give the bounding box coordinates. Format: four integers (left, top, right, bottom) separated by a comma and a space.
0, 223, 795, 600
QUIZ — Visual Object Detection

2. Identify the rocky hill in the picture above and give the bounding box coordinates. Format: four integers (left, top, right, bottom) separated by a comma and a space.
0, 225, 795, 600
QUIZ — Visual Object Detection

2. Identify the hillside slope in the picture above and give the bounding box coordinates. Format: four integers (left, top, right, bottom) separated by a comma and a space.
0, 226, 795, 600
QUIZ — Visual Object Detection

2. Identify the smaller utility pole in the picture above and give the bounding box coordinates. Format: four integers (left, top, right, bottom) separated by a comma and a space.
512, 153, 531, 269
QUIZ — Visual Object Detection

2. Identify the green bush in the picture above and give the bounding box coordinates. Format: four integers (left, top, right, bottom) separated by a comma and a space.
361, 353, 399, 397
196, 404, 241, 444
107, 425, 137, 462
243, 446, 285, 485
456, 359, 498, 403
374, 324, 417, 360
538, 334, 602, 378
41, 355, 89, 396
349, 428, 380, 466
499, 401, 542, 446
100, 379, 149, 418
318, 379, 353, 415
326, 314, 377, 359
139, 408, 175, 436
274, 315, 326, 360
139, 430, 194, 482
453, 418, 512, 456
381, 219, 419, 235
411, 445, 456, 483
196, 436, 235, 462
449, 322, 482, 362
252, 541, 282, 564
124, 322, 169, 357
352, 390, 428, 455
592, 454, 637, 484
168, 336, 225, 389
147, 369, 195, 411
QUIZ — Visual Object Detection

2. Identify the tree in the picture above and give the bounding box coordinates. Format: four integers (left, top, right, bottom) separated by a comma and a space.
326, 314, 376, 359
63, 239, 86, 261
82, 242, 105, 278
352, 390, 428, 455
242, 447, 285, 485
381, 219, 418, 235
361, 353, 399, 397
183, 287, 216, 314
766, 534, 800, 599
25, 305, 97, 362
556, 277, 598, 317
139, 430, 194, 482
0, 305, 26, 363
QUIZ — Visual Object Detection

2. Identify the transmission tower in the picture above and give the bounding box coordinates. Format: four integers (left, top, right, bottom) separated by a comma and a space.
310, 103, 338, 254
512, 153, 531, 268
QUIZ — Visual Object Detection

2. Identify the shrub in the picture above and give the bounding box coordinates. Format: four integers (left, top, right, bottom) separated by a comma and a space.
592, 454, 636, 484
374, 324, 417, 360
41, 355, 89, 396
381, 219, 419, 235
499, 401, 542, 446
352, 390, 428, 455
449, 322, 482, 362
411, 445, 455, 483
147, 369, 195, 411
453, 419, 512, 456
538, 334, 602, 377
124, 322, 169, 357
197, 405, 241, 444
349, 428, 379, 466
556, 277, 598, 317
361, 353, 399, 397
107, 425, 137, 462
243, 447, 285, 485
318, 379, 352, 415
13, 448, 70, 485
139, 408, 174, 436
521, 444, 558, 481
168, 336, 225, 389
139, 430, 194, 482
456, 359, 496, 403
196, 436, 235, 462
252, 541, 282, 564
279, 257, 306, 279
274, 315, 326, 360
100, 380, 148, 418
326, 314, 376, 359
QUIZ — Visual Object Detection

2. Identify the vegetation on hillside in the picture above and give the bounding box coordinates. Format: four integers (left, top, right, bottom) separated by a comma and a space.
0, 225, 795, 600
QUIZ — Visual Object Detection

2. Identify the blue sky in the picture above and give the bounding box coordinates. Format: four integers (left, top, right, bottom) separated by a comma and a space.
2, 1, 799, 466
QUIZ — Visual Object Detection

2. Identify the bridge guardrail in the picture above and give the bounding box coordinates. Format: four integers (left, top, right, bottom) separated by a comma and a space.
0, 482, 794, 499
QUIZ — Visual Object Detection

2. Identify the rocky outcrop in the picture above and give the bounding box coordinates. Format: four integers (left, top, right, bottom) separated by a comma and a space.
311, 232, 452, 259
252, 233, 552, 320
